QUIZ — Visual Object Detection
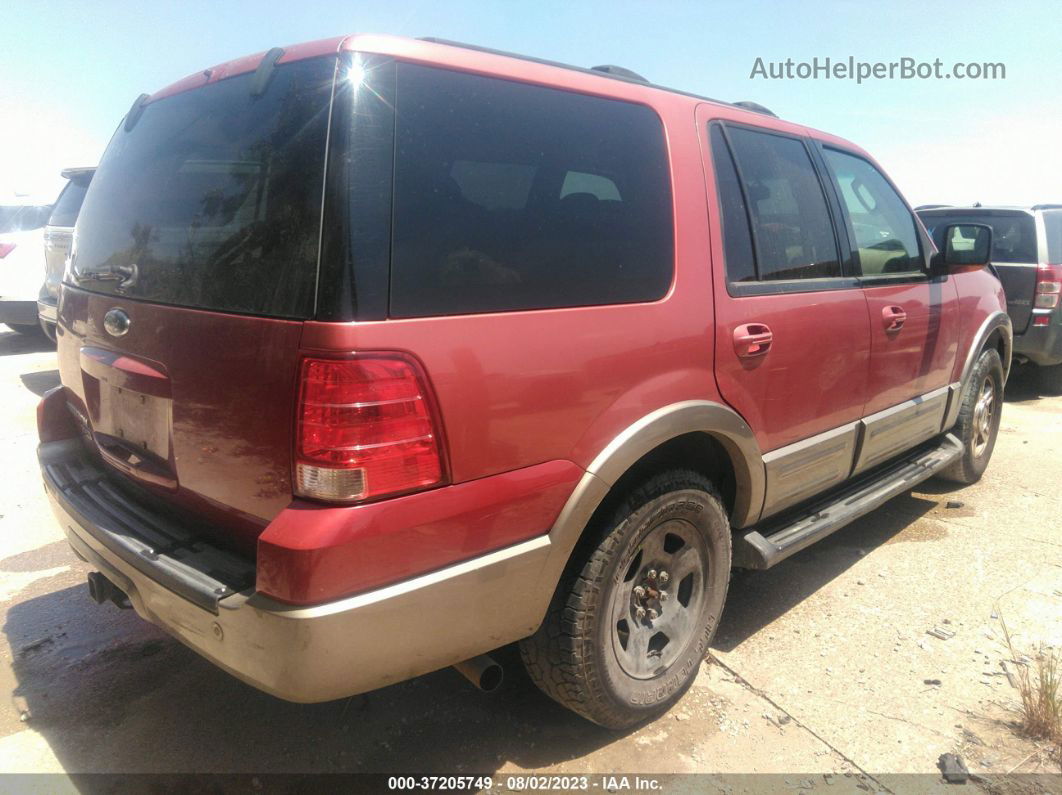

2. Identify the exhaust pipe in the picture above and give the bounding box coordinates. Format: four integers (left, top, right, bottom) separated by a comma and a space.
86, 572, 131, 609
453, 654, 504, 693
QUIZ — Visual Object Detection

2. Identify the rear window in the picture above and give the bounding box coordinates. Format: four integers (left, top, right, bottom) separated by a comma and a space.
389, 63, 674, 317
47, 174, 93, 228
70, 57, 335, 318
0, 205, 51, 234
1044, 211, 1062, 264
919, 211, 1038, 264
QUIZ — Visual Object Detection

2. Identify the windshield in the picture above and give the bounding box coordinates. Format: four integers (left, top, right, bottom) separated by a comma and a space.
0, 205, 52, 234
70, 56, 336, 318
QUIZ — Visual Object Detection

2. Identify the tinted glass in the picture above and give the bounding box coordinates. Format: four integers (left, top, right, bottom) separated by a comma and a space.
48, 175, 92, 228
726, 127, 840, 281
709, 125, 756, 282
919, 211, 1038, 264
823, 148, 921, 276
390, 64, 673, 317
70, 57, 335, 318
0, 205, 51, 234
1045, 211, 1062, 265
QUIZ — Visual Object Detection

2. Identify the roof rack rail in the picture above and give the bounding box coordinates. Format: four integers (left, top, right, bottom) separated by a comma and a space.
590, 64, 649, 83
1032, 203, 1062, 211
416, 36, 738, 109
732, 100, 777, 117
914, 204, 952, 211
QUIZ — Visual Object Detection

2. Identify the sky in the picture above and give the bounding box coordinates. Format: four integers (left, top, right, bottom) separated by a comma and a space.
3, 0, 1060, 206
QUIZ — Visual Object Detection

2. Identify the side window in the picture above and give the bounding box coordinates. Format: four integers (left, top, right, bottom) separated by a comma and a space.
390, 64, 674, 317
709, 125, 756, 282
822, 148, 923, 276
725, 126, 841, 281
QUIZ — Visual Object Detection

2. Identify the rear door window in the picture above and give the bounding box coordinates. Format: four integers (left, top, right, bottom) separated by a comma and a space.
389, 64, 674, 317
69, 57, 335, 318
822, 148, 923, 277
48, 175, 92, 228
709, 125, 756, 283
723, 126, 841, 281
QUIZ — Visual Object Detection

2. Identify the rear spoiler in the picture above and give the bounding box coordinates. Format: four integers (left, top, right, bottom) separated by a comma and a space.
60, 167, 96, 180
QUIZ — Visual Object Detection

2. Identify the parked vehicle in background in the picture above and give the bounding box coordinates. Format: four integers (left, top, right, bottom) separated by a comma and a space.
0, 200, 52, 335
918, 205, 1062, 392
38, 34, 1011, 728
39, 168, 95, 341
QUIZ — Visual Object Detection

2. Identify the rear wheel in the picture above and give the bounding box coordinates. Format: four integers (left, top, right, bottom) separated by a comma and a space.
940, 348, 1004, 484
1039, 363, 1062, 395
4, 323, 43, 336
519, 470, 731, 729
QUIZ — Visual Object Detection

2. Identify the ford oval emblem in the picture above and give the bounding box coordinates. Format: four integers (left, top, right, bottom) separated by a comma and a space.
103, 308, 131, 337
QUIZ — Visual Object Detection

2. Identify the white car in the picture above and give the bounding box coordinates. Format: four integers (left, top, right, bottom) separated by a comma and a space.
1, 201, 52, 335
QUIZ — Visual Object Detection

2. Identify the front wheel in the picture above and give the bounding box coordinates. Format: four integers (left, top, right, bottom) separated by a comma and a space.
519, 470, 731, 729
939, 348, 1004, 484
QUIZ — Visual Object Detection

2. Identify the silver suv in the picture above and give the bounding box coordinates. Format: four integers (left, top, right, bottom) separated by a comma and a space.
38, 167, 95, 340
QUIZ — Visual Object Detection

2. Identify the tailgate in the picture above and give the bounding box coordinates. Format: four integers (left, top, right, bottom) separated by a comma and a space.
57, 289, 304, 549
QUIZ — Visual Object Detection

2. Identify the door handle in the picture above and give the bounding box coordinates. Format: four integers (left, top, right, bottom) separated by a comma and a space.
734, 323, 773, 358
882, 305, 907, 332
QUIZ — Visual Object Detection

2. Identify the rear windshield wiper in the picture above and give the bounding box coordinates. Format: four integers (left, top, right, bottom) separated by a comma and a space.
74, 264, 138, 291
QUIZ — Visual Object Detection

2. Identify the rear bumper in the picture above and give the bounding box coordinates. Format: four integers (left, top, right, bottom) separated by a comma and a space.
40, 439, 554, 702
37, 298, 57, 325
1014, 313, 1062, 366
0, 299, 38, 326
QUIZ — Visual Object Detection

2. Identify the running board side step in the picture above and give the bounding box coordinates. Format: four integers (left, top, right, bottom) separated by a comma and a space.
733, 433, 963, 570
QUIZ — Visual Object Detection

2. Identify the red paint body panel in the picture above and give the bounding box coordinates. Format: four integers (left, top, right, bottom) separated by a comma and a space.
695, 104, 871, 453
257, 459, 583, 604
708, 289, 872, 451
948, 268, 1010, 382
57, 288, 304, 552
861, 280, 960, 414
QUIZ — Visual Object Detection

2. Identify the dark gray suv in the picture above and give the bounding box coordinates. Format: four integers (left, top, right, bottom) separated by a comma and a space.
918, 205, 1062, 392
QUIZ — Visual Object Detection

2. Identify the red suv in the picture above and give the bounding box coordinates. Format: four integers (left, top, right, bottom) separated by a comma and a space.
37, 35, 1011, 728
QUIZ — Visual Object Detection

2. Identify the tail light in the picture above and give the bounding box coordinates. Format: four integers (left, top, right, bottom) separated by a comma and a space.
1034, 264, 1062, 309
294, 354, 446, 503
0, 242, 15, 259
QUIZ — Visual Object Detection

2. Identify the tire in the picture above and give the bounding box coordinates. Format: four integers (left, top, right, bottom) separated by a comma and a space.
4, 323, 43, 336
519, 470, 731, 729
939, 348, 1004, 485
1039, 363, 1062, 396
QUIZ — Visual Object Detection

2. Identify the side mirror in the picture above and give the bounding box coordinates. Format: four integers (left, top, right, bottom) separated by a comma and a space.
939, 223, 992, 269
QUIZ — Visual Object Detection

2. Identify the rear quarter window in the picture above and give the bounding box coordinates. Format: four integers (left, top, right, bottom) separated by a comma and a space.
389, 64, 674, 317
1044, 211, 1062, 264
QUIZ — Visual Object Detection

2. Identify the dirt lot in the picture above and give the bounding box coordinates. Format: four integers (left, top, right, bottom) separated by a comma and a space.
0, 327, 1059, 788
